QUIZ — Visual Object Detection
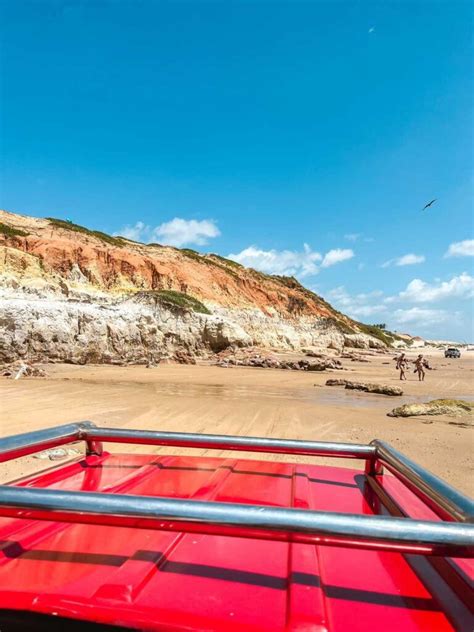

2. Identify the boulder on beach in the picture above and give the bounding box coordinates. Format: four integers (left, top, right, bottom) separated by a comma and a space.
217, 348, 343, 372
325, 379, 403, 396
326, 379, 348, 387
1, 362, 48, 379
387, 399, 474, 418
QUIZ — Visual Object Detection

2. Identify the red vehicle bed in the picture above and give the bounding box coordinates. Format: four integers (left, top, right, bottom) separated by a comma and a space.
0, 422, 472, 631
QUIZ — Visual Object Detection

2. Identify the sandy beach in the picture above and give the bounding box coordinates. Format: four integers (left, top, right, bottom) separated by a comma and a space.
1, 350, 473, 495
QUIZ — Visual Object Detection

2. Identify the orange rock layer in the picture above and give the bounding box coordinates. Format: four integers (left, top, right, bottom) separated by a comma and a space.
0, 210, 351, 325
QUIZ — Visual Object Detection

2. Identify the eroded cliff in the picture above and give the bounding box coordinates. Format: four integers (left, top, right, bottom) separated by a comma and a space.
0, 210, 385, 363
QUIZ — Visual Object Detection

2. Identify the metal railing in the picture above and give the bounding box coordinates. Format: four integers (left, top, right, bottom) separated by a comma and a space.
0, 422, 472, 557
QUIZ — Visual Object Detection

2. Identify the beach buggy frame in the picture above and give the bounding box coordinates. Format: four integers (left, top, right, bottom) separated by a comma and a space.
0, 422, 472, 630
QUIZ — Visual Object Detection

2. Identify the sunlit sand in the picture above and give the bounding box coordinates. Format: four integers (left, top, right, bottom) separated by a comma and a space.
1, 349, 472, 495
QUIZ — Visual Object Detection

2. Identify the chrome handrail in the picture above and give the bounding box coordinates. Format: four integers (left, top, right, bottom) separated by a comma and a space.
371, 440, 472, 523
0, 423, 472, 530
85, 427, 376, 459
0, 486, 472, 557
0, 422, 101, 463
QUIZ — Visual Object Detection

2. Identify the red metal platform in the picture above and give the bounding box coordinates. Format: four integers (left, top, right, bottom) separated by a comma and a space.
0, 424, 472, 631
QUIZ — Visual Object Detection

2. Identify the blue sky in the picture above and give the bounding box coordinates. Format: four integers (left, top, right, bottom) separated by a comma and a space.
1, 1, 472, 340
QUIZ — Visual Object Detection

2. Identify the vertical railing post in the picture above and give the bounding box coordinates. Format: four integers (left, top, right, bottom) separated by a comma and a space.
365, 443, 383, 477
77, 422, 103, 457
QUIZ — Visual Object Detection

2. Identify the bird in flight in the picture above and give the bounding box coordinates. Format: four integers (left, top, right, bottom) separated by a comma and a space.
422, 199, 437, 210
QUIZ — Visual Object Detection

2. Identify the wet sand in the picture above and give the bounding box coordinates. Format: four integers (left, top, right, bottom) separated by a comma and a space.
1, 350, 473, 495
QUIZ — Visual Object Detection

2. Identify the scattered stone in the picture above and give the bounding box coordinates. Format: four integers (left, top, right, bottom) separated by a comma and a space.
173, 350, 197, 365
303, 350, 327, 358
1, 362, 48, 379
345, 381, 403, 396
387, 399, 474, 418
33, 447, 81, 461
325, 379, 403, 396
146, 356, 161, 368
216, 348, 342, 372
298, 358, 342, 371
448, 419, 473, 428
341, 352, 369, 362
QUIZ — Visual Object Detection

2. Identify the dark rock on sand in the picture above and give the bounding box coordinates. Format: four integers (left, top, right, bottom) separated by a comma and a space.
325, 379, 403, 396
388, 399, 474, 418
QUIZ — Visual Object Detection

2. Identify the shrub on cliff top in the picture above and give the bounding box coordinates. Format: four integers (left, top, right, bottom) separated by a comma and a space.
46, 217, 123, 247
177, 249, 240, 279
356, 322, 405, 346
0, 222, 28, 238
180, 248, 205, 262
153, 290, 211, 314
209, 253, 243, 268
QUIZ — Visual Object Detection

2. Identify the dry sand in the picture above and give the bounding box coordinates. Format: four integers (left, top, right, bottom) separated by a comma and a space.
1, 350, 473, 495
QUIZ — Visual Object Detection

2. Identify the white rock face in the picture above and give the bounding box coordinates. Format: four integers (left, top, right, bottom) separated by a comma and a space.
343, 333, 386, 350
0, 295, 254, 364
0, 287, 353, 364
214, 307, 346, 350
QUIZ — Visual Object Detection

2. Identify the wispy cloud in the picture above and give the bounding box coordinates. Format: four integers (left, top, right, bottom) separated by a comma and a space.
115, 218, 220, 247
386, 272, 474, 303
444, 239, 474, 258
382, 253, 425, 268
328, 286, 385, 318
118, 221, 147, 242
227, 244, 322, 277
344, 233, 373, 243
154, 218, 220, 247
228, 244, 354, 277
392, 307, 453, 326
321, 248, 354, 268
344, 233, 360, 242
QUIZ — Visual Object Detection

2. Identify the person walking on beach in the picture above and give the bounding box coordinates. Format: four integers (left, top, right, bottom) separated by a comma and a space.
396, 352, 408, 380
414, 354, 425, 381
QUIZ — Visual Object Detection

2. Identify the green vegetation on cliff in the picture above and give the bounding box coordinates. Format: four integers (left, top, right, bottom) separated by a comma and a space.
357, 323, 405, 346
209, 253, 243, 268
153, 290, 211, 314
46, 218, 123, 247
0, 222, 28, 238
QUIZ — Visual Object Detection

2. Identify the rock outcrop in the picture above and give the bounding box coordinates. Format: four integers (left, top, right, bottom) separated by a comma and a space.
1, 362, 48, 378
326, 379, 403, 396
217, 348, 342, 371
0, 209, 388, 364
387, 399, 474, 418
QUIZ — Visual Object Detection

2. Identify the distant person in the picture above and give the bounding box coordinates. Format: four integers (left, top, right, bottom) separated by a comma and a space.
396, 352, 408, 380
414, 354, 426, 381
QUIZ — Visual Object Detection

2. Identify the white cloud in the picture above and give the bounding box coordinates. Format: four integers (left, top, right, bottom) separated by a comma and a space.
351, 304, 387, 317
153, 218, 220, 247
392, 307, 451, 326
229, 245, 354, 277
328, 286, 386, 318
228, 244, 322, 277
114, 217, 220, 247
321, 248, 354, 268
344, 233, 360, 242
117, 221, 147, 242
444, 239, 474, 258
396, 254, 426, 266
382, 253, 425, 268
390, 272, 474, 303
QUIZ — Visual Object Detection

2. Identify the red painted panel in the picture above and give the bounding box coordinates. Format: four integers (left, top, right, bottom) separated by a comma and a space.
0, 453, 461, 631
